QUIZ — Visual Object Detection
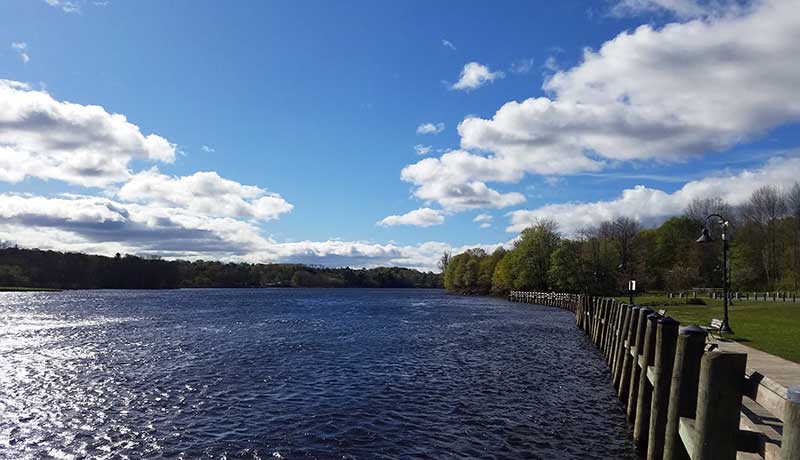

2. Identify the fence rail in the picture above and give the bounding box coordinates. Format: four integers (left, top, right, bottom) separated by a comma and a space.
507, 291, 800, 460
666, 291, 800, 302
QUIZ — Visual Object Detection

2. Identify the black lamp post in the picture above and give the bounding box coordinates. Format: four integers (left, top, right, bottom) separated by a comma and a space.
696, 214, 733, 333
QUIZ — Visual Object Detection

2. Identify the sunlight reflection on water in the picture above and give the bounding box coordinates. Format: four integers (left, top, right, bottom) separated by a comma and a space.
0, 289, 637, 459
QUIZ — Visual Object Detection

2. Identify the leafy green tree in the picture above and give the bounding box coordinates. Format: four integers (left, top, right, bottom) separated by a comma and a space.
548, 241, 583, 292
512, 220, 561, 290
491, 251, 517, 295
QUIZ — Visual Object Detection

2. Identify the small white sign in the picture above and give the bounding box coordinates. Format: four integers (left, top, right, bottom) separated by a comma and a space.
628, 280, 637, 291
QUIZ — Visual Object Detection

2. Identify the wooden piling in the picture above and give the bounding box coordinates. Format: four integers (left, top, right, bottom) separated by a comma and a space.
601, 298, 611, 358
592, 297, 600, 343
634, 311, 661, 450
601, 298, 611, 350
611, 301, 622, 363
598, 298, 608, 350
610, 301, 623, 366
783, 386, 800, 460
663, 325, 707, 460
608, 302, 622, 376
581, 296, 589, 331
618, 306, 641, 401
612, 304, 633, 389
628, 307, 653, 423
689, 351, 747, 460
603, 299, 615, 361
646, 316, 679, 460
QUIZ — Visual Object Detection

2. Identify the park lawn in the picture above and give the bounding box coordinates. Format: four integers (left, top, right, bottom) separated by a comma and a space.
615, 296, 800, 364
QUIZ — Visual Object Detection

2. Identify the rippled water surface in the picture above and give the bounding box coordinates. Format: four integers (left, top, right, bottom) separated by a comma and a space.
0, 289, 637, 459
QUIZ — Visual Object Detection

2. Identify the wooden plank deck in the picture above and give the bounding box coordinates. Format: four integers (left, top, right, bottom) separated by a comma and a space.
713, 339, 800, 388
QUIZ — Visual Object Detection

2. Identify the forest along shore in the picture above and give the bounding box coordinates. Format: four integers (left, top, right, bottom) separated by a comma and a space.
443, 189, 800, 297
0, 246, 440, 290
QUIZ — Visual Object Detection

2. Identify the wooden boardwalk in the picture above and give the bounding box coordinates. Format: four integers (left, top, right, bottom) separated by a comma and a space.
714, 339, 800, 388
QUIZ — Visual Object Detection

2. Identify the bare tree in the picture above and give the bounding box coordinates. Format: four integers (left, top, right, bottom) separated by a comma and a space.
684, 196, 733, 222
437, 251, 452, 274
612, 217, 640, 271
787, 182, 800, 288
742, 185, 787, 288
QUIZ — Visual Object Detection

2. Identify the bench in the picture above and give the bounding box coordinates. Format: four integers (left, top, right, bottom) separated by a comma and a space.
706, 318, 725, 340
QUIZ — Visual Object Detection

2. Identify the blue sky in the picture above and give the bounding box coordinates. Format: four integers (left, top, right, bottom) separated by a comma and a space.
1, 0, 799, 270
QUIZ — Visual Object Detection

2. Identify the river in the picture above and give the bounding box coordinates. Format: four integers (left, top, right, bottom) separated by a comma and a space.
0, 288, 637, 459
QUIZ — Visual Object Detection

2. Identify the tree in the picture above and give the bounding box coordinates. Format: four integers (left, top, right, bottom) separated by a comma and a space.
478, 248, 506, 294
437, 251, 451, 274
787, 182, 800, 289
512, 220, 561, 290
491, 251, 517, 295
548, 240, 584, 292
444, 192, 800, 296
652, 217, 703, 290
684, 196, 732, 224
742, 185, 786, 288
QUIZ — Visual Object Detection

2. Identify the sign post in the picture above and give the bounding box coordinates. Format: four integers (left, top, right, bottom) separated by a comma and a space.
628, 280, 636, 305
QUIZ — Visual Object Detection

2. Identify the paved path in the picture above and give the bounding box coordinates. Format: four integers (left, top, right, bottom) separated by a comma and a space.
712, 339, 800, 388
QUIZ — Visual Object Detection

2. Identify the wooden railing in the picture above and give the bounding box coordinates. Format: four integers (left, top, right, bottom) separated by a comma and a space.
507, 291, 800, 460
666, 291, 800, 302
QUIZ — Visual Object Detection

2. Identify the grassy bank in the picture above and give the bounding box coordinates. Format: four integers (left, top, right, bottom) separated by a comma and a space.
617, 295, 800, 364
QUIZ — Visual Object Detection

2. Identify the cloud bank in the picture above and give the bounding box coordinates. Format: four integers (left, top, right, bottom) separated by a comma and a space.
508, 156, 800, 235
0, 80, 175, 187
400, 0, 800, 214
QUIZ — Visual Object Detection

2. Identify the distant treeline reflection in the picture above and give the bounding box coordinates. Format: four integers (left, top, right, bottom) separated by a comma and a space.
0, 247, 441, 290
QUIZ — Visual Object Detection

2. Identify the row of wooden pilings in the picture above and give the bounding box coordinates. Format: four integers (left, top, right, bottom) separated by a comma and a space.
508, 291, 800, 460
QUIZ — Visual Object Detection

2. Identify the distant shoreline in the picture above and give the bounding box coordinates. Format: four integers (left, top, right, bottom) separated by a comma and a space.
0, 286, 444, 292
0, 286, 62, 292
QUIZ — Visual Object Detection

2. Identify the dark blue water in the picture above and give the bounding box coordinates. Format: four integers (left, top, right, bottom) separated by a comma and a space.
0, 289, 637, 460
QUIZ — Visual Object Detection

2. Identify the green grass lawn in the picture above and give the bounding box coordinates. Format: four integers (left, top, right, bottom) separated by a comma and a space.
615, 295, 800, 364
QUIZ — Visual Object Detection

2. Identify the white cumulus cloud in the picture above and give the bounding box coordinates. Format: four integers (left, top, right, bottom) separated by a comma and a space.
400, 150, 525, 211
398, 0, 800, 216
450, 62, 505, 91
507, 156, 800, 235
461, 0, 800, 171
416, 122, 445, 135
0, 192, 486, 270
378, 208, 445, 228
401, 150, 526, 211
117, 169, 293, 221
0, 80, 176, 187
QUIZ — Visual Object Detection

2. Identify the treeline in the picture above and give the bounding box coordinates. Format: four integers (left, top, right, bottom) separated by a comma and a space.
444, 183, 800, 296
0, 247, 441, 290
